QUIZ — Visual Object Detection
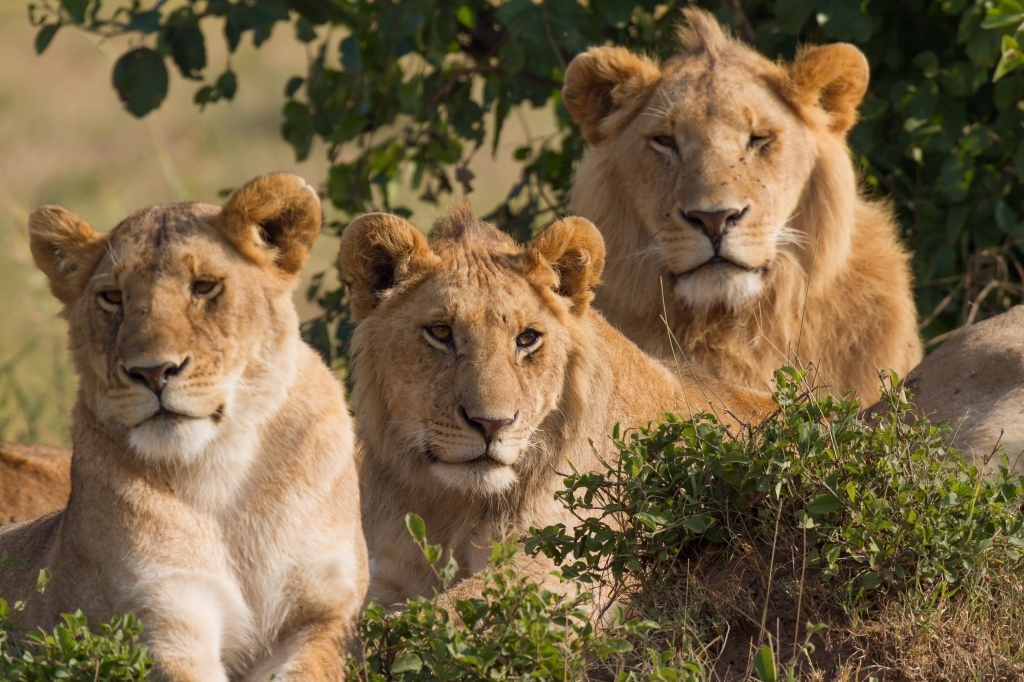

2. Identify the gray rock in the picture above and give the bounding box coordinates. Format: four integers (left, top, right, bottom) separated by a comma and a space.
900, 305, 1024, 472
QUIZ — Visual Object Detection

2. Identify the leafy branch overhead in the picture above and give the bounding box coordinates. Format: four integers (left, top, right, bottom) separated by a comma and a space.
28, 0, 1024, 361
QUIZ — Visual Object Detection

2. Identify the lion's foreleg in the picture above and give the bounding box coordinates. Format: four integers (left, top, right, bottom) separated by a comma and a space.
243, 616, 360, 682
133, 571, 252, 682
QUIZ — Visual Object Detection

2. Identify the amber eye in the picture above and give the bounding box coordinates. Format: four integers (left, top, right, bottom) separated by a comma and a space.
193, 279, 219, 296
652, 135, 677, 151
516, 329, 540, 348
99, 290, 122, 306
427, 323, 452, 342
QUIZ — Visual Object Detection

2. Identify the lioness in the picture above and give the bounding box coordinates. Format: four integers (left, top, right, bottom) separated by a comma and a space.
339, 203, 770, 607
0, 442, 72, 524
563, 8, 922, 399
0, 174, 368, 681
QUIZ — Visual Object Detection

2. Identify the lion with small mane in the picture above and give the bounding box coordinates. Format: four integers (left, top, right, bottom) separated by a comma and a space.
339, 203, 770, 607
563, 8, 922, 398
0, 174, 367, 681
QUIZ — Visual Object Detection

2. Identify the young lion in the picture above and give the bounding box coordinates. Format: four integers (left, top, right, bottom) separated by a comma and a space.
0, 174, 368, 681
339, 204, 770, 607
562, 8, 922, 400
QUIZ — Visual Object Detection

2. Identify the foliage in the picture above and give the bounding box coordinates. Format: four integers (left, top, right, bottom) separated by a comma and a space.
0, 558, 152, 681
349, 513, 707, 682
25, 0, 1024, 360
0, 604, 151, 681
528, 367, 1024, 603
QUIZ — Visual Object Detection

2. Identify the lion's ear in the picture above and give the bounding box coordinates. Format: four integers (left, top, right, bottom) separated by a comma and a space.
28, 207, 107, 305
789, 43, 869, 134
528, 216, 606, 313
338, 213, 432, 322
563, 46, 662, 145
219, 173, 322, 275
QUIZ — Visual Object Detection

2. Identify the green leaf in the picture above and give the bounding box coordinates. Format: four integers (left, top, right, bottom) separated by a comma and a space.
455, 5, 475, 29
982, 0, 1024, 29
61, 0, 88, 23
995, 35, 1024, 81
682, 515, 713, 534
340, 35, 362, 73
391, 653, 423, 673
168, 22, 207, 80
752, 644, 777, 682
35, 23, 59, 54
285, 76, 304, 98
806, 494, 842, 517
406, 513, 426, 543
112, 47, 169, 117
126, 10, 162, 33
217, 70, 237, 100
861, 571, 882, 589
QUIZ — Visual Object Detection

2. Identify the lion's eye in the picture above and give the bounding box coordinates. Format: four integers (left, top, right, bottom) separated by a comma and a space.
652, 135, 677, 151
427, 323, 452, 342
99, 290, 122, 306
749, 133, 772, 150
516, 329, 540, 348
193, 279, 219, 296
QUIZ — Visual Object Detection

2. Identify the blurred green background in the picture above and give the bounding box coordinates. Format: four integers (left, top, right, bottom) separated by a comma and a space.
0, 0, 549, 445
0, 0, 318, 445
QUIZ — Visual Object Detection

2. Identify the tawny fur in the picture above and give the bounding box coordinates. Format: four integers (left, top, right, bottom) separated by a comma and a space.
0, 174, 368, 682
338, 204, 771, 610
0, 442, 71, 524
563, 8, 922, 400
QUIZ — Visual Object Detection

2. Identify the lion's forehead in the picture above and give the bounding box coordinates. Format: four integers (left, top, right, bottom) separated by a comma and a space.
424, 262, 548, 323
98, 205, 239, 280
654, 65, 793, 131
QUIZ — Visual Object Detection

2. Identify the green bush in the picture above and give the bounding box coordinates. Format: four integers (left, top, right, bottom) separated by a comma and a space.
528, 367, 1024, 602
0, 606, 152, 681
0, 558, 152, 681
349, 514, 707, 682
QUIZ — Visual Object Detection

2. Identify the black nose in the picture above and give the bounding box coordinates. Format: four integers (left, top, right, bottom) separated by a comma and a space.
126, 360, 185, 394
684, 208, 745, 247
460, 407, 517, 445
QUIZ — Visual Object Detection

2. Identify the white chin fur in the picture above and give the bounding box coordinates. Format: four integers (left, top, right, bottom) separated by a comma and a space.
128, 416, 219, 465
431, 461, 518, 496
674, 266, 763, 312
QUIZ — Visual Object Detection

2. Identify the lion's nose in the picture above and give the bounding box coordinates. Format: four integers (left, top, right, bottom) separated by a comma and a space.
684, 207, 746, 247
460, 407, 517, 445
126, 359, 186, 394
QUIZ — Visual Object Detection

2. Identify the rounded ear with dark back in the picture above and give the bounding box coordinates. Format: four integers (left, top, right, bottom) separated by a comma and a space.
788, 43, 869, 134
528, 216, 606, 313
28, 207, 107, 305
338, 213, 432, 322
563, 46, 662, 145
219, 173, 322, 275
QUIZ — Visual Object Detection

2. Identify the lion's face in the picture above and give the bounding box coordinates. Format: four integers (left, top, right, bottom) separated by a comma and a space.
29, 174, 322, 464
564, 10, 869, 312
610, 68, 816, 310
341, 207, 603, 496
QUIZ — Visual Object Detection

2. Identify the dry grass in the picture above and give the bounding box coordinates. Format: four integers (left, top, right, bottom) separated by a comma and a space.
619, 532, 1024, 681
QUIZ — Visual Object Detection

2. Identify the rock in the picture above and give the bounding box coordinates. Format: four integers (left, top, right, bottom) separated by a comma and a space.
0, 441, 72, 524
899, 305, 1024, 472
